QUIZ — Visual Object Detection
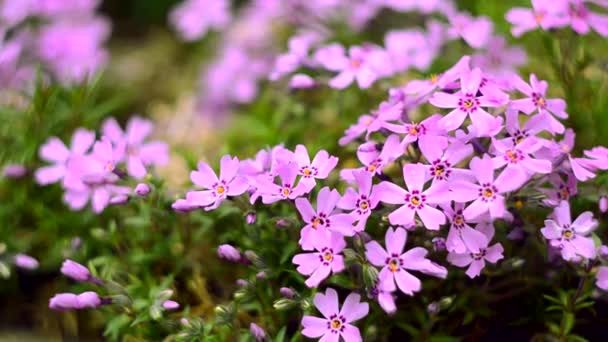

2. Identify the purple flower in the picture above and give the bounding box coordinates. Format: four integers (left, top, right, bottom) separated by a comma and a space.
373, 163, 449, 230
249, 323, 267, 342
295, 187, 355, 250
36, 128, 95, 185
61, 259, 91, 282
63, 180, 130, 213
447, 12, 493, 48
541, 201, 597, 261
169, 0, 231, 41
506, 0, 569, 37
217, 244, 241, 262
422, 141, 473, 184
386, 114, 450, 160
185, 155, 248, 210
339, 101, 403, 146
471, 36, 527, 82
49, 291, 103, 310
597, 266, 608, 290
102, 116, 168, 179
510, 74, 568, 134
38, 0, 101, 17
301, 288, 369, 342
162, 300, 180, 310
134, 183, 151, 197
450, 155, 522, 220
540, 173, 578, 207
340, 134, 402, 182
442, 203, 489, 253
280, 287, 295, 298
292, 232, 345, 287
430, 67, 504, 135
369, 284, 396, 314
253, 161, 306, 204
567, 0, 608, 37
13, 254, 39, 270
365, 227, 447, 295
447, 223, 504, 278
291, 144, 338, 192
337, 170, 379, 232
491, 138, 552, 181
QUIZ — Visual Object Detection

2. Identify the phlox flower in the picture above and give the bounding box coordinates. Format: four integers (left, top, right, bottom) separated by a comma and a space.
447, 223, 504, 278
338, 101, 403, 146
384, 114, 449, 160
83, 137, 125, 180
597, 266, 608, 290
301, 288, 369, 342
442, 203, 489, 253
384, 27, 440, 72
583, 146, 608, 171
540, 173, 578, 206
541, 201, 597, 261
502, 108, 548, 145
471, 36, 527, 82
404, 55, 470, 97
185, 155, 248, 210
102, 116, 168, 179
253, 161, 306, 204
295, 187, 355, 250
491, 138, 552, 183
340, 134, 402, 182
505, 0, 570, 37
315, 43, 387, 89
369, 284, 396, 314
337, 170, 379, 232
540, 129, 596, 181
373, 163, 449, 230
450, 155, 523, 220
36, 128, 95, 185
290, 144, 338, 193
446, 12, 493, 48
63, 180, 130, 213
365, 227, 447, 295
292, 232, 345, 287
422, 141, 473, 184
169, 0, 231, 41
430, 67, 504, 136
270, 31, 320, 80
510, 74, 568, 134
567, 0, 608, 36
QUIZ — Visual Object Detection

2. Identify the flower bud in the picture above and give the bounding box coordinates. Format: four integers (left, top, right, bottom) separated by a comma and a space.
599, 245, 608, 258
363, 265, 379, 289
110, 194, 129, 205
246, 212, 257, 225
135, 183, 151, 197
600, 196, 608, 213
172, 199, 196, 212
250, 323, 267, 341
49, 293, 79, 310
273, 298, 296, 311
61, 259, 91, 282
3, 164, 27, 179
77, 291, 102, 309
256, 271, 267, 279
0, 262, 9, 279
218, 244, 241, 262
289, 74, 316, 89
71, 237, 82, 250
162, 300, 180, 310
279, 287, 295, 299
275, 218, 290, 228
236, 279, 249, 287
431, 237, 446, 252
13, 254, 39, 270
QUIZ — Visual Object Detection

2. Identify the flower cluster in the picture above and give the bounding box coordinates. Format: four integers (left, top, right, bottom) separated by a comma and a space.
0, 0, 110, 90
36, 116, 168, 213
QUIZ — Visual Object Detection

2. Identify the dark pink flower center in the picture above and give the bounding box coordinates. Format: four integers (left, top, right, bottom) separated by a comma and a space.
280, 184, 292, 197
479, 183, 498, 202
458, 94, 479, 113
366, 158, 382, 173
406, 123, 426, 137
311, 213, 329, 229
504, 149, 524, 164
452, 210, 465, 230
300, 166, 318, 178
318, 247, 334, 266
471, 249, 487, 260
430, 159, 452, 180
327, 314, 346, 333
512, 129, 528, 145
386, 253, 403, 272
532, 92, 546, 108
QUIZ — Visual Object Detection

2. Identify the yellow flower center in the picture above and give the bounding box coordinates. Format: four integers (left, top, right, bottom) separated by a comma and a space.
351, 59, 362, 69
463, 99, 475, 109
534, 12, 545, 24
435, 165, 444, 175
563, 230, 573, 239
536, 97, 546, 107
560, 189, 569, 199
360, 201, 369, 210
365, 118, 372, 126
312, 218, 322, 229
106, 162, 114, 171
408, 125, 419, 136
216, 186, 225, 194
430, 74, 439, 84
507, 150, 518, 162
331, 320, 341, 329
323, 252, 332, 261
483, 189, 494, 198
303, 168, 311, 176
454, 216, 464, 225
282, 188, 291, 196
389, 259, 399, 272
411, 196, 420, 205
368, 164, 377, 172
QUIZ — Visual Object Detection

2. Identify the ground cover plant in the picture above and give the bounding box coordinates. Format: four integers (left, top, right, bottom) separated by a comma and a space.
2, 0, 608, 341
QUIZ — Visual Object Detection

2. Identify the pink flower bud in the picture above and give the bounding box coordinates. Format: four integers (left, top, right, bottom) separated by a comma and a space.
13, 254, 39, 270
135, 183, 151, 197
289, 74, 316, 89
61, 259, 91, 282
249, 323, 267, 342
110, 194, 129, 205
49, 293, 79, 310
172, 199, 197, 212
246, 212, 257, 225
76, 291, 102, 309
162, 300, 180, 310
3, 164, 27, 178
600, 196, 608, 213
279, 287, 295, 299
217, 244, 241, 262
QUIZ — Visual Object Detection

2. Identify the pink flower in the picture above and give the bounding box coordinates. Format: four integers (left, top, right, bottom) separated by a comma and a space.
446, 12, 493, 48
290, 144, 338, 192
102, 117, 168, 179
295, 187, 355, 250
491, 138, 552, 182
597, 266, 608, 290
567, 0, 608, 36
510, 74, 568, 134
63, 181, 130, 213
404, 55, 470, 97
185, 155, 248, 210
506, 0, 570, 37
340, 134, 402, 182
13, 254, 39, 270
422, 141, 473, 184
471, 36, 527, 82
35, 128, 95, 185
253, 161, 306, 204
541, 201, 597, 261
301, 288, 369, 342
292, 233, 345, 287
540, 173, 578, 206
337, 171, 379, 232
339, 101, 404, 146
373, 163, 449, 230
450, 155, 523, 220
442, 203, 489, 253
447, 223, 504, 278
385, 114, 450, 160
169, 0, 231, 41
430, 67, 504, 136
316, 44, 387, 89
365, 227, 447, 295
